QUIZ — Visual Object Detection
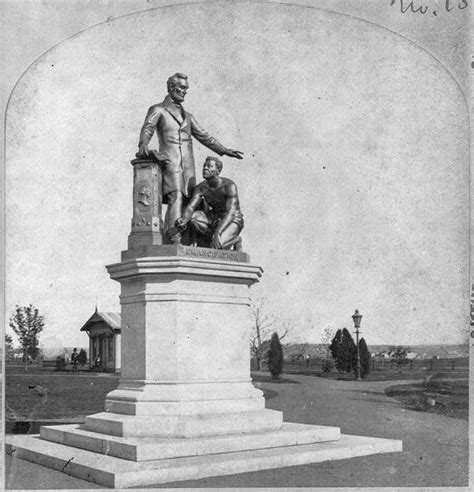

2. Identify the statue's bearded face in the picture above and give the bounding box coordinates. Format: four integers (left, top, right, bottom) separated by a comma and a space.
202, 159, 220, 179
169, 78, 189, 103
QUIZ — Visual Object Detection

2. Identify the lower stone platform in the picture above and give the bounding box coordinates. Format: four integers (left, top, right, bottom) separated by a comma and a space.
83, 409, 282, 438
6, 424, 402, 488
40, 421, 340, 461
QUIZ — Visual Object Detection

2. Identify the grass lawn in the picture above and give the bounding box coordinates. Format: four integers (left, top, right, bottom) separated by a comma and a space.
385, 378, 468, 420
5, 369, 287, 425
5, 368, 119, 422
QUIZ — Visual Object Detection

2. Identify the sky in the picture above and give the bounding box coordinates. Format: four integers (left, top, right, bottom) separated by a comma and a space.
3, 1, 470, 350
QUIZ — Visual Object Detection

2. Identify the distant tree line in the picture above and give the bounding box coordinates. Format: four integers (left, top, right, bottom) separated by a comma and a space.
389, 346, 409, 367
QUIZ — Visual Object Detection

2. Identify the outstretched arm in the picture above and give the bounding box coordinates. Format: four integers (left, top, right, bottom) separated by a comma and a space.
190, 114, 243, 160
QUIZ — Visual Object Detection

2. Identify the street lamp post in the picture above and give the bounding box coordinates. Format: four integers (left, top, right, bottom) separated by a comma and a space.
352, 309, 363, 381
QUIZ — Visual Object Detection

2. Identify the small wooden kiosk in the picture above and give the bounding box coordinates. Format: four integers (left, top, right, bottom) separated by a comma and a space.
80, 308, 121, 373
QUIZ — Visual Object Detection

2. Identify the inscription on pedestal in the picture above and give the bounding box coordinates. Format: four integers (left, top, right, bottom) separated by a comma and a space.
182, 246, 242, 261
121, 244, 250, 263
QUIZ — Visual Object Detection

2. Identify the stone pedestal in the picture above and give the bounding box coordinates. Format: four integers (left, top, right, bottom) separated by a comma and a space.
85, 247, 283, 438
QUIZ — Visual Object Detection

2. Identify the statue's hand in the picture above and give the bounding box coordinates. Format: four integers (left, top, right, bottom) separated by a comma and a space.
175, 218, 186, 230
225, 149, 244, 160
137, 144, 149, 158
211, 232, 222, 249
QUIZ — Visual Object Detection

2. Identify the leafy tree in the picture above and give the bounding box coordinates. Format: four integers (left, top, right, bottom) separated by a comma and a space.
321, 358, 334, 373
331, 328, 356, 373
340, 328, 357, 373
267, 332, 283, 379
9, 305, 45, 368
77, 348, 87, 366
390, 346, 408, 367
250, 297, 288, 370
329, 329, 342, 370
5, 333, 14, 360
321, 326, 335, 359
331, 328, 368, 376
359, 337, 371, 379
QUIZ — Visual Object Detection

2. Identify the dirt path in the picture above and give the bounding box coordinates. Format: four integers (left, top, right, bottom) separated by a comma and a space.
161, 373, 468, 488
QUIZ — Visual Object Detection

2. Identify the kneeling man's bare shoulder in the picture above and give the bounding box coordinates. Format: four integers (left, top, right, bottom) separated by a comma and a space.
221, 178, 238, 195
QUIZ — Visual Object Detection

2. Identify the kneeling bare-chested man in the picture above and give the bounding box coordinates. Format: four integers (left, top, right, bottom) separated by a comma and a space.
175, 156, 243, 250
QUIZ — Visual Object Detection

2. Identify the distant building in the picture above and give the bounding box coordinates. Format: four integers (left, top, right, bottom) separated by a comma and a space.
80, 309, 121, 373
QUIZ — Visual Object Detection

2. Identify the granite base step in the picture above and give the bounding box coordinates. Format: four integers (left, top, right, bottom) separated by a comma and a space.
6, 429, 402, 488
40, 422, 341, 461
83, 408, 283, 438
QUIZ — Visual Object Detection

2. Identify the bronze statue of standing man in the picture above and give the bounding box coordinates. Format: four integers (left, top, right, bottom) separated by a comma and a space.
137, 73, 243, 244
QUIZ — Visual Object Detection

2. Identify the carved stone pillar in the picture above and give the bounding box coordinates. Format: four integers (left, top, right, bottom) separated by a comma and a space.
127, 158, 164, 250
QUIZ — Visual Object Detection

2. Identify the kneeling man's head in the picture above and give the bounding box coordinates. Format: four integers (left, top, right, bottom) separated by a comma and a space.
203, 156, 223, 178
